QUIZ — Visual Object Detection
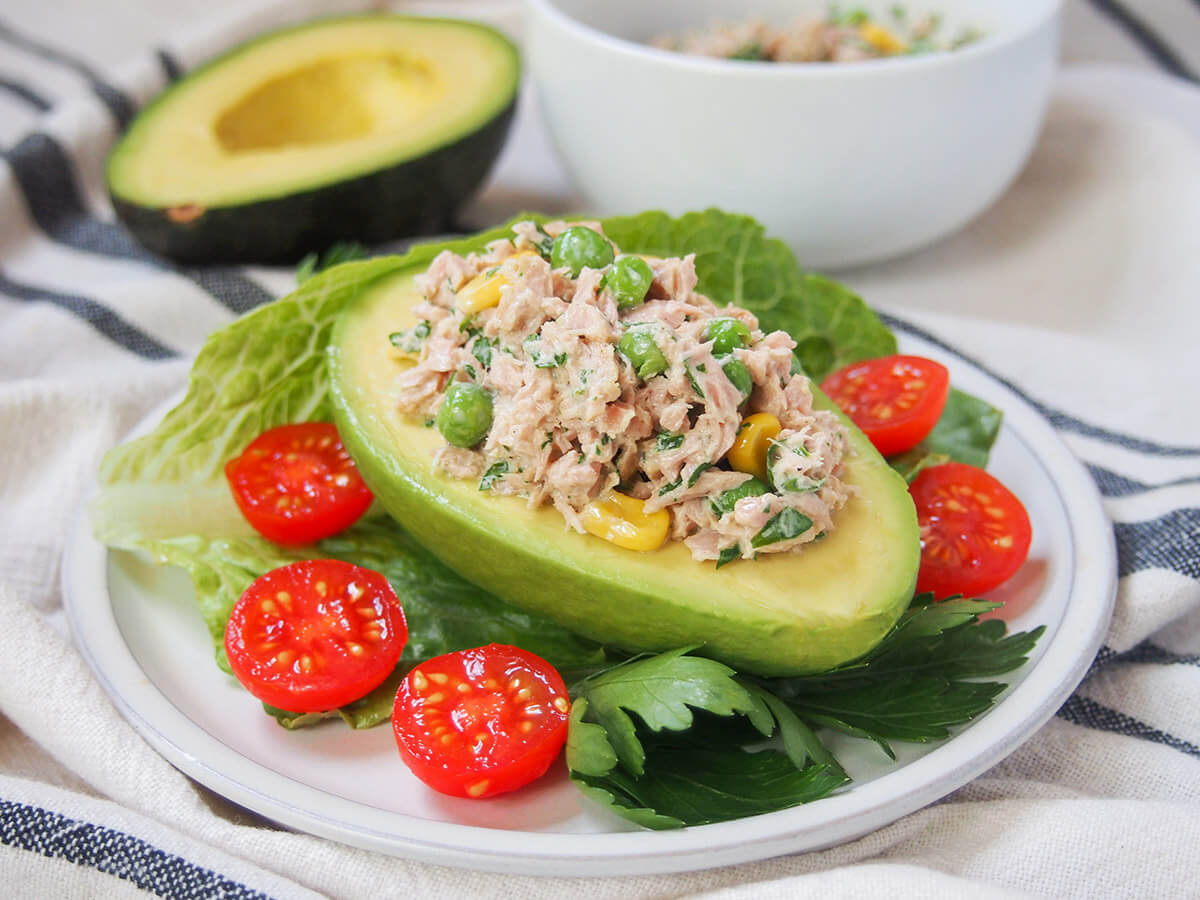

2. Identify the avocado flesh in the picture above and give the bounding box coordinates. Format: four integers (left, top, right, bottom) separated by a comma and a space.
329, 268, 921, 677
105, 16, 519, 262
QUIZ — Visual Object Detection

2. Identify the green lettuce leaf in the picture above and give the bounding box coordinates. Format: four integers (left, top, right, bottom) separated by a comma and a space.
890, 387, 1004, 480
603, 209, 896, 380
90, 227, 517, 548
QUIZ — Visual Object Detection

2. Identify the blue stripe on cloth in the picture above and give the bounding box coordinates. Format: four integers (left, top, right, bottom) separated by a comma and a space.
1057, 694, 1200, 760
880, 313, 1200, 457
0, 17, 135, 128
1087, 464, 1200, 498
156, 49, 184, 83
3, 132, 274, 315
1084, 0, 1198, 82
0, 797, 271, 899
0, 269, 177, 360
0, 76, 52, 112
1087, 642, 1200, 679
1114, 509, 1200, 579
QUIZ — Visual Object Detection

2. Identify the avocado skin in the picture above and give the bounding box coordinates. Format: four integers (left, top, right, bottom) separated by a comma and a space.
328, 264, 921, 677
109, 100, 516, 265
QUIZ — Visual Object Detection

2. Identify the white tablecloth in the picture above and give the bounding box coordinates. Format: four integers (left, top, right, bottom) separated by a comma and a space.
2, 1, 1198, 896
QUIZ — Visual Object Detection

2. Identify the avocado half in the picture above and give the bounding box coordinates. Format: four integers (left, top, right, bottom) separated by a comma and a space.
106, 16, 519, 263
329, 267, 921, 677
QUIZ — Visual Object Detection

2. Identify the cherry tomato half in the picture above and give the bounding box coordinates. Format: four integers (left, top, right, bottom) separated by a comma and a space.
392, 644, 571, 799
225, 559, 407, 713
225, 422, 373, 545
909, 462, 1033, 599
820, 354, 950, 457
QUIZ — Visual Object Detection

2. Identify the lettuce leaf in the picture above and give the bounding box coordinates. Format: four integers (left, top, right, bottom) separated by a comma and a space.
603, 209, 896, 380
90, 228, 516, 548
889, 388, 1004, 480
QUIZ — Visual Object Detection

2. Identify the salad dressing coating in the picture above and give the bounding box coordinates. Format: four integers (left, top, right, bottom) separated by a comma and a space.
391, 221, 853, 563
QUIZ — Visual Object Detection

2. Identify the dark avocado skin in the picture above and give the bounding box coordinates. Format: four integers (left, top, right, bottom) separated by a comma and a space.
110, 99, 516, 265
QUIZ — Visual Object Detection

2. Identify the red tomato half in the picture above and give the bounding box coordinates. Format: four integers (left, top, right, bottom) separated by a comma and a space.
225, 422, 373, 545
909, 462, 1033, 599
392, 644, 571, 799
225, 559, 407, 713
820, 354, 951, 457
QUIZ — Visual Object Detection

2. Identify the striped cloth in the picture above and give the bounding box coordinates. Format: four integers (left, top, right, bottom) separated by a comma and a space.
1, 0, 1198, 897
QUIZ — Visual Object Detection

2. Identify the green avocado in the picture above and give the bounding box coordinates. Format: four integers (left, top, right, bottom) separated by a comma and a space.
328, 268, 920, 677
106, 15, 519, 263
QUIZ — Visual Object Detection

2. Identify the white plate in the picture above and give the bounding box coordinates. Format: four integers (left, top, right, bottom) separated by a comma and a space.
63, 331, 1116, 877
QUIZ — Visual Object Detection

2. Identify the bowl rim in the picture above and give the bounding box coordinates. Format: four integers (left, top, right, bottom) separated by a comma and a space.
525, 0, 1062, 78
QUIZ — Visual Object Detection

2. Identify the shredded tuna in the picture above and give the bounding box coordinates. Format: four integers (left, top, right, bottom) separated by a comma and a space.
390, 220, 854, 564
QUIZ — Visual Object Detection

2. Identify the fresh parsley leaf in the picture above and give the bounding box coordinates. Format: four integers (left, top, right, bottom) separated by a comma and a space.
471, 335, 494, 368
762, 597, 1045, 752
751, 507, 813, 548
657, 478, 682, 496
573, 747, 847, 828
570, 648, 758, 776
716, 545, 741, 569
479, 460, 509, 490
655, 432, 685, 452
687, 462, 713, 487
741, 682, 844, 775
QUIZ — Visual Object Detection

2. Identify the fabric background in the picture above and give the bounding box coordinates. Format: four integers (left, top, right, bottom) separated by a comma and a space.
1, 0, 1198, 897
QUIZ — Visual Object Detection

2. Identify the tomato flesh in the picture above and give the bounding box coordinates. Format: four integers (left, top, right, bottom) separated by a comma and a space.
820, 354, 950, 457
225, 422, 373, 545
392, 644, 570, 799
909, 462, 1032, 599
225, 559, 407, 713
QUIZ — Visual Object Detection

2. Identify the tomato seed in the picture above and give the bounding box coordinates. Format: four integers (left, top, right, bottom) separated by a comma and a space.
466, 780, 490, 798
426, 692, 444, 704
346, 642, 364, 657
553, 697, 570, 713
428, 672, 449, 685
412, 671, 428, 691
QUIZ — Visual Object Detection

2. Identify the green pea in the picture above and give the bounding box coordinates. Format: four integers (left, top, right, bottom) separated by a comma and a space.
604, 256, 655, 309
436, 382, 493, 448
720, 355, 753, 401
550, 226, 615, 277
704, 317, 752, 355
618, 325, 669, 379
710, 476, 770, 518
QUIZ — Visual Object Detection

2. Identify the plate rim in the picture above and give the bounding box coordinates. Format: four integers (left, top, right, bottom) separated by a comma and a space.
63, 331, 1117, 876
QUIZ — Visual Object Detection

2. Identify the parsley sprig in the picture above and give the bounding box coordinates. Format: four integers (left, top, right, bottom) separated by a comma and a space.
565, 596, 1043, 827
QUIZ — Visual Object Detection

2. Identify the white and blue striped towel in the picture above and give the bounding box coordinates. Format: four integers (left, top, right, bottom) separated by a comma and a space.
1, 0, 1198, 896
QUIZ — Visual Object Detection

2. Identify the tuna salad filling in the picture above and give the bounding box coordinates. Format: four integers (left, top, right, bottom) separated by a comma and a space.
389, 220, 853, 565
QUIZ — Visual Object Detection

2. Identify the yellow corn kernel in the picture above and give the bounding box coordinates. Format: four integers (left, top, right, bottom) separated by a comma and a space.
859, 22, 908, 55
581, 492, 670, 552
456, 270, 507, 315
727, 412, 782, 482
455, 251, 540, 316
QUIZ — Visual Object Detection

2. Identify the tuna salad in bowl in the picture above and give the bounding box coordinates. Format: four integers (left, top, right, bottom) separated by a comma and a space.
526, 0, 1061, 268
390, 220, 851, 565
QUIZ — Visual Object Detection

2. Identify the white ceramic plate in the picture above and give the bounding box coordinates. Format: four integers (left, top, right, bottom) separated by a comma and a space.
63, 331, 1116, 876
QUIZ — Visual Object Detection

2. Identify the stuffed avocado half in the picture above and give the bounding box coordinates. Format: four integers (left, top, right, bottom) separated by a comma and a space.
328, 260, 921, 678
106, 15, 519, 263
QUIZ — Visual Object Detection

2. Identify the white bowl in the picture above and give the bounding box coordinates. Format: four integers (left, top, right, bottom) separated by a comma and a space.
525, 0, 1061, 270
